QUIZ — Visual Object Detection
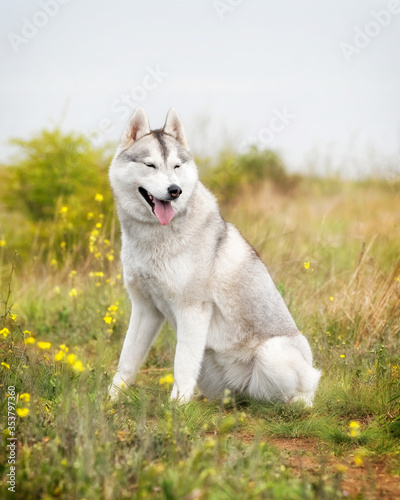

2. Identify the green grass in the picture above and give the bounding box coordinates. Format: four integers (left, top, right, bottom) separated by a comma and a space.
1, 139, 400, 499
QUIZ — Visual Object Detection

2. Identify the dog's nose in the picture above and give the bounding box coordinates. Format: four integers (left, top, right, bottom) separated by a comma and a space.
168, 184, 182, 199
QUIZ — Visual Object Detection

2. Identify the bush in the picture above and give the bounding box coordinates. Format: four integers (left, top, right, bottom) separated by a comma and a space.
200, 147, 299, 201
0, 129, 115, 261
2, 128, 113, 221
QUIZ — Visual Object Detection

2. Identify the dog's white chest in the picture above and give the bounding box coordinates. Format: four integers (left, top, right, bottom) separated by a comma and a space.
124, 248, 191, 326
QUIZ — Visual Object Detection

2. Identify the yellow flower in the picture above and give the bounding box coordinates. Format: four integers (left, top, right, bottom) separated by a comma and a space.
223, 388, 232, 405
354, 455, 363, 466
60, 206, 68, 214
106, 253, 114, 262
304, 261, 310, 270
23, 330, 31, 335
89, 271, 104, 278
59, 344, 69, 352
108, 305, 118, 312
103, 316, 112, 324
87, 212, 94, 220
0, 327, 10, 337
95, 193, 104, 202
340, 354, 345, 358
37, 341, 51, 350
72, 360, 85, 372
349, 421, 361, 438
0, 239, 6, 247
19, 393, 30, 402
10, 313, 17, 321
96, 222, 102, 228
69, 288, 77, 297
69, 270, 76, 278
1, 362, 10, 369
60, 241, 66, 248
66, 354, 77, 365
159, 374, 174, 385
24, 336, 35, 345
330, 296, 334, 301
55, 350, 65, 361
16, 408, 29, 417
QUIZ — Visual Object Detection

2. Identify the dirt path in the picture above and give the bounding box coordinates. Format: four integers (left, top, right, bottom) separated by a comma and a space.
269, 437, 400, 499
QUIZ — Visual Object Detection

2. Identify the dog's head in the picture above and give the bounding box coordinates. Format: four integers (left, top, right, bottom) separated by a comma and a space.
109, 108, 198, 226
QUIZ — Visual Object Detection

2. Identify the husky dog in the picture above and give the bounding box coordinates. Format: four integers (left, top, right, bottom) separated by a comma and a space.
108, 107, 321, 405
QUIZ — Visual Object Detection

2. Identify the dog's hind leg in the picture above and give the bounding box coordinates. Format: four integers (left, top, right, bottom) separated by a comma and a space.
196, 349, 227, 400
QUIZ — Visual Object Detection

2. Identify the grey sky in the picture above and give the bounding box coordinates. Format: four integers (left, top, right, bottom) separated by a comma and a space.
1, 0, 399, 176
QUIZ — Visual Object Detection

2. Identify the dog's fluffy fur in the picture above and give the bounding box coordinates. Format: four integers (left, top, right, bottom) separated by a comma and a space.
108, 107, 321, 405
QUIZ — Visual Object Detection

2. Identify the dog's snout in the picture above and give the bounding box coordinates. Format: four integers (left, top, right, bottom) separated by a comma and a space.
168, 184, 182, 199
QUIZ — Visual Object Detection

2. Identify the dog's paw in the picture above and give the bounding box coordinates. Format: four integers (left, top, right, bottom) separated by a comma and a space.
108, 377, 128, 402
291, 392, 314, 407
170, 385, 193, 404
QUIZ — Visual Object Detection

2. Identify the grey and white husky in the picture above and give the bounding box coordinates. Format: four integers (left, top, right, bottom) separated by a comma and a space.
108, 107, 321, 405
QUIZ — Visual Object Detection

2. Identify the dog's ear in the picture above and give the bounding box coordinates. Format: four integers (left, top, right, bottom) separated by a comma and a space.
121, 107, 150, 147
163, 108, 189, 150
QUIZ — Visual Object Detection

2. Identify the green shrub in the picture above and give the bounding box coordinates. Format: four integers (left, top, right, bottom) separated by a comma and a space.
2, 128, 113, 221
0, 129, 115, 261
200, 147, 299, 201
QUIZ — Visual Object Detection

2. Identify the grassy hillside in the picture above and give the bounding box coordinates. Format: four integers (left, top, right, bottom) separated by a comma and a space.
0, 130, 399, 499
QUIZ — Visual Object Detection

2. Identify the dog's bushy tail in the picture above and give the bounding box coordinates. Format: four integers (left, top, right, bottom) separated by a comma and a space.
247, 335, 321, 405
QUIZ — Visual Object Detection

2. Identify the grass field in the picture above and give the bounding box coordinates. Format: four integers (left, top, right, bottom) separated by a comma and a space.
0, 136, 400, 499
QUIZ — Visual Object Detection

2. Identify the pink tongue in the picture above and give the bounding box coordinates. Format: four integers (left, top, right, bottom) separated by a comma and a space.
153, 198, 175, 225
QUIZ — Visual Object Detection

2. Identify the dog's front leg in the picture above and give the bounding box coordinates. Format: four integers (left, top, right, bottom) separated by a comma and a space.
109, 299, 164, 400
171, 304, 212, 403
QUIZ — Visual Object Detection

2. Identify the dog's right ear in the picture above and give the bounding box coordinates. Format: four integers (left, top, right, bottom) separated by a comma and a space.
120, 107, 150, 148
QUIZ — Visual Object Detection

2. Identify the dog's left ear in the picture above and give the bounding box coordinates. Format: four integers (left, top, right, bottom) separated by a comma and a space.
163, 108, 189, 150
